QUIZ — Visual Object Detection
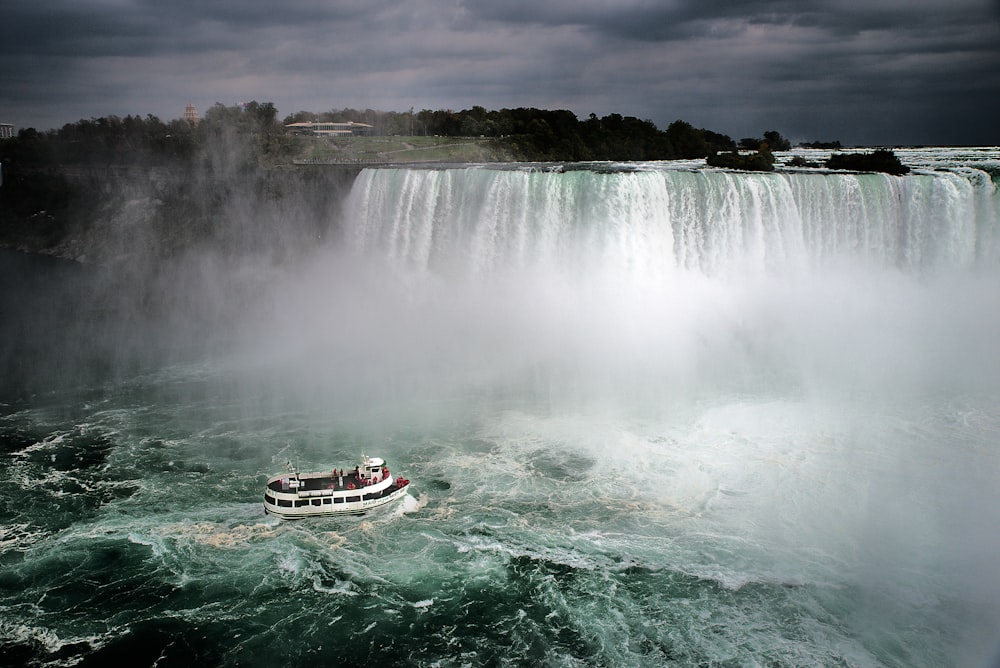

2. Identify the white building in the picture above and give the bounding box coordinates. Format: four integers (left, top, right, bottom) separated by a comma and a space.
183, 104, 200, 125
0, 123, 13, 139
284, 121, 373, 136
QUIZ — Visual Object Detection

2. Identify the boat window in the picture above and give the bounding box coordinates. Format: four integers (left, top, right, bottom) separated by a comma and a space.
323, 498, 331, 505
295, 500, 309, 507
263, 494, 274, 505
346, 496, 361, 503
311, 499, 322, 506
278, 499, 292, 507
334, 497, 344, 504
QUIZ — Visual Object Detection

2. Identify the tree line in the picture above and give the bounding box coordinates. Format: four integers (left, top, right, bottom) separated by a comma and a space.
1, 101, 804, 166
0, 102, 285, 168
2, 101, 913, 182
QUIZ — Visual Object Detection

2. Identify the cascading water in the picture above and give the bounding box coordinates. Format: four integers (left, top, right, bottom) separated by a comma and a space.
332, 161, 1000, 404
2, 151, 999, 667
345, 164, 996, 277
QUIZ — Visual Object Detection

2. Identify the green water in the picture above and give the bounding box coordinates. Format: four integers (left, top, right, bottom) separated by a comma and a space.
2, 360, 998, 667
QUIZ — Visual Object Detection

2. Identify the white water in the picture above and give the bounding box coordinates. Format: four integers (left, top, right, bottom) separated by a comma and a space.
344, 161, 998, 277
317, 160, 1000, 406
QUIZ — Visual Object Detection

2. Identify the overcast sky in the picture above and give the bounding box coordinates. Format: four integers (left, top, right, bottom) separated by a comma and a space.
2, 0, 999, 146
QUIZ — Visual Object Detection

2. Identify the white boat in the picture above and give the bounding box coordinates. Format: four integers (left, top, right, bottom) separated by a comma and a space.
263, 455, 410, 519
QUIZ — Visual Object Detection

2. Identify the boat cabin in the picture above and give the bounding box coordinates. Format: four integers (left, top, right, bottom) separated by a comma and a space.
362, 456, 387, 483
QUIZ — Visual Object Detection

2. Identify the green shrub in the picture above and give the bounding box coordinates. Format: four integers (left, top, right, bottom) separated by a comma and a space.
825, 149, 910, 175
706, 149, 775, 171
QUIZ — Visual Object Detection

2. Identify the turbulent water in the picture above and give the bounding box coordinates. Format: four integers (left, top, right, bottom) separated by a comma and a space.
2, 148, 1000, 667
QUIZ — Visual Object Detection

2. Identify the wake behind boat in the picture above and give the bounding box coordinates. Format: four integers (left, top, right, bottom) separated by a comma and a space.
263, 455, 410, 519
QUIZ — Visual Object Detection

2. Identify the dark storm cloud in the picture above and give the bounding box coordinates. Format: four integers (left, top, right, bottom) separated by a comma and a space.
471, 0, 1000, 145
1, 0, 997, 145
0, 0, 366, 58
461, 0, 995, 42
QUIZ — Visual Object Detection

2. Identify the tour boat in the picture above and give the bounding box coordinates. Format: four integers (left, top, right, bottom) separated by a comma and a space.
263, 455, 410, 519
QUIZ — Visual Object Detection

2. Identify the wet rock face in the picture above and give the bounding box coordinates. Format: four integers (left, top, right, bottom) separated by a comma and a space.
1, 164, 362, 265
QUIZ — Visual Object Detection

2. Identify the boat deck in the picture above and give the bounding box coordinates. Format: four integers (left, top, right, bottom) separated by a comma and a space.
267, 472, 380, 493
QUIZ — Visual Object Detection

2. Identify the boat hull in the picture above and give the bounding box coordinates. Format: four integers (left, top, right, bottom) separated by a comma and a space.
264, 484, 409, 519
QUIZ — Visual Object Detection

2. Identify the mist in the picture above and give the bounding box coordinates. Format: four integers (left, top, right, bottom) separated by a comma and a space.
7, 158, 997, 414
213, 165, 1000, 408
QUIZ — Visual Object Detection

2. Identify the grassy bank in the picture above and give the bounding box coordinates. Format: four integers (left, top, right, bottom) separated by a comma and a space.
291, 135, 511, 164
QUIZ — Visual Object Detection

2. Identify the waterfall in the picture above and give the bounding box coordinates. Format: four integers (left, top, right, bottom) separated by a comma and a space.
314, 163, 1000, 402
343, 166, 999, 279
